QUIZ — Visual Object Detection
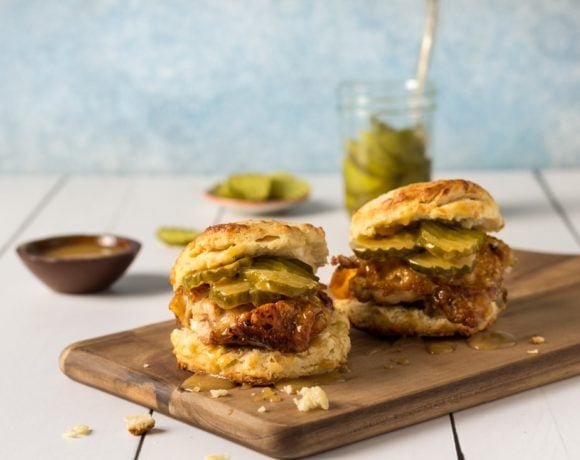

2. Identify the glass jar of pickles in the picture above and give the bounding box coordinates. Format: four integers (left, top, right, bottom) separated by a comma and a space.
339, 80, 436, 214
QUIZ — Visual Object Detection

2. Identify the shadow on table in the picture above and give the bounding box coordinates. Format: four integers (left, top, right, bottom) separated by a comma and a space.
101, 273, 171, 297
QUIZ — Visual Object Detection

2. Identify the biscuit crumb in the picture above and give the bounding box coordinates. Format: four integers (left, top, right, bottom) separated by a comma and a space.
530, 336, 545, 345
281, 384, 294, 395
527, 348, 539, 355
124, 414, 155, 436
257, 405, 267, 413
293, 386, 329, 412
204, 455, 231, 460
143, 363, 150, 368
210, 389, 229, 398
62, 424, 90, 439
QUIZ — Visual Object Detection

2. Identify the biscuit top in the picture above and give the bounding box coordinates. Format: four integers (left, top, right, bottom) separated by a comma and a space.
350, 179, 504, 240
171, 220, 328, 290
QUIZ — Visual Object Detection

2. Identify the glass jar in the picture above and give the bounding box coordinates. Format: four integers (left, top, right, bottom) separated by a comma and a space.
338, 79, 436, 214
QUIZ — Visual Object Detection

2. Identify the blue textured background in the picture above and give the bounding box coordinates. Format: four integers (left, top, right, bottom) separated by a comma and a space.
1, 0, 579, 173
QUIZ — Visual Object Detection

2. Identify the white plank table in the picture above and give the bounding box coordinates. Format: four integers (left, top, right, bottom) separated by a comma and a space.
0, 171, 578, 460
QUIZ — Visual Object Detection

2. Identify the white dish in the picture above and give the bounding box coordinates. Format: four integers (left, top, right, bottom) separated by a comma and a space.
203, 191, 309, 214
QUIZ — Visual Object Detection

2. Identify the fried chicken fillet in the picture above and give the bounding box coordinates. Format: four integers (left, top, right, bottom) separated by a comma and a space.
168, 220, 350, 384
330, 179, 515, 336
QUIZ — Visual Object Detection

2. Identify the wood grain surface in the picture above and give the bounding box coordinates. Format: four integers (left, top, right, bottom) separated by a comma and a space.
60, 250, 580, 459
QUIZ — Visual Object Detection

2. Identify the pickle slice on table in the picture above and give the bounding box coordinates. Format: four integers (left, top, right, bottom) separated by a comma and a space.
156, 227, 200, 246
406, 252, 476, 276
352, 230, 419, 258
419, 221, 484, 258
244, 268, 318, 297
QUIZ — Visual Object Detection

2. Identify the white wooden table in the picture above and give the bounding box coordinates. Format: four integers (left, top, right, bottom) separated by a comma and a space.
0, 170, 579, 460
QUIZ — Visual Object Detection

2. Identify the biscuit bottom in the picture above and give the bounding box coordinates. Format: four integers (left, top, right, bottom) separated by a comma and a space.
171, 309, 351, 385
334, 298, 501, 337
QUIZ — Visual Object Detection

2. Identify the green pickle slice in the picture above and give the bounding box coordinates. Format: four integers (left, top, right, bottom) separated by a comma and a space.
185, 256, 319, 309
352, 230, 419, 258
210, 172, 310, 202
251, 257, 317, 279
268, 172, 310, 200
243, 268, 318, 297
156, 227, 200, 246
407, 252, 476, 276
183, 257, 252, 289
343, 155, 387, 195
227, 174, 272, 201
209, 280, 253, 309
419, 221, 484, 258
343, 117, 431, 213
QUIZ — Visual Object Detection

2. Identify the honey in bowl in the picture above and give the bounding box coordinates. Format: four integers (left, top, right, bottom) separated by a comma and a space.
42, 242, 127, 259
16, 234, 141, 294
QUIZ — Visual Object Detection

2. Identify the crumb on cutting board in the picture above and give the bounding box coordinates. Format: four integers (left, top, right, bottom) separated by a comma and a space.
210, 389, 229, 398
293, 386, 329, 412
527, 348, 539, 355
257, 405, 267, 413
124, 413, 155, 436
530, 336, 545, 345
281, 384, 294, 395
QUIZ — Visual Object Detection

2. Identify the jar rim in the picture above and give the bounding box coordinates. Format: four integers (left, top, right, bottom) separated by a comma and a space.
338, 79, 436, 109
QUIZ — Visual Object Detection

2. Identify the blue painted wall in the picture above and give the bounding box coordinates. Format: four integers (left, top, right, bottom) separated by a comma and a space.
1, 0, 579, 173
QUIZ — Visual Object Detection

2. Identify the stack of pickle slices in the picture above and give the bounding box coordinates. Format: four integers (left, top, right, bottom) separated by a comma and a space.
344, 118, 431, 213
352, 221, 485, 276
183, 257, 319, 309
210, 172, 310, 202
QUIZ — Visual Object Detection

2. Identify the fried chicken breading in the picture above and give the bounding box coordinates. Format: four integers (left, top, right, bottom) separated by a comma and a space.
169, 286, 333, 353
332, 236, 513, 329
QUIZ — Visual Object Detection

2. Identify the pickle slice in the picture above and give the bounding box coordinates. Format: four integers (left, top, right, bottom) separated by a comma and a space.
209, 182, 236, 198
407, 252, 476, 276
227, 174, 272, 201
209, 280, 253, 309
343, 155, 387, 195
351, 230, 419, 259
183, 257, 252, 289
269, 172, 310, 200
251, 257, 317, 280
419, 221, 484, 258
156, 227, 200, 246
249, 290, 285, 307
244, 269, 318, 297
209, 280, 287, 309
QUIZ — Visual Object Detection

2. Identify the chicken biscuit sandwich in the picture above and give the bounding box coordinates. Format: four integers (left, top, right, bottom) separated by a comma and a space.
330, 179, 514, 336
169, 220, 351, 384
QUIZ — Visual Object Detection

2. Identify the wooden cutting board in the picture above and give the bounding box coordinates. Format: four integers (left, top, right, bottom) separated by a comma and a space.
60, 250, 580, 459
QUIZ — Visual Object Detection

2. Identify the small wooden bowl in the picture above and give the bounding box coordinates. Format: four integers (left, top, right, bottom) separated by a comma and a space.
16, 234, 141, 294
